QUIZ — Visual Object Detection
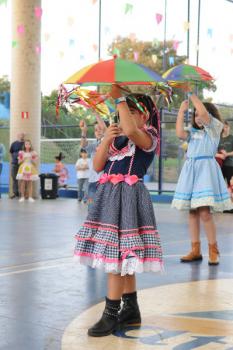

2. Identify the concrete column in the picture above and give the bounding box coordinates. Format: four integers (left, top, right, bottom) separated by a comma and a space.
10, 0, 41, 151
10, 0, 41, 195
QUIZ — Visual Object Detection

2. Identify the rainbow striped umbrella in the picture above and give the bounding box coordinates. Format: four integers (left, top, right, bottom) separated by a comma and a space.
64, 57, 166, 86
162, 64, 214, 88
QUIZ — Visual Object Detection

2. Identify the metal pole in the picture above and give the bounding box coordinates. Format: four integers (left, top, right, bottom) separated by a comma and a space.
196, 0, 201, 66
98, 0, 102, 61
158, 108, 163, 194
162, 0, 167, 71
187, 0, 190, 61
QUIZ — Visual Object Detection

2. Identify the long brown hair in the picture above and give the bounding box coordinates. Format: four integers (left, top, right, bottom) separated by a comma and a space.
22, 139, 33, 152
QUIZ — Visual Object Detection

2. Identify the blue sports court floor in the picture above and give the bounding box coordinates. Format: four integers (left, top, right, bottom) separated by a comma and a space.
0, 197, 233, 350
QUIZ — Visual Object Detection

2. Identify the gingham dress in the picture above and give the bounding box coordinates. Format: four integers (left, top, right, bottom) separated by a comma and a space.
74, 130, 163, 276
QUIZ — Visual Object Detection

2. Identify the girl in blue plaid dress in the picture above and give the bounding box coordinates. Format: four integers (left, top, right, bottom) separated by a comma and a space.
74, 85, 163, 337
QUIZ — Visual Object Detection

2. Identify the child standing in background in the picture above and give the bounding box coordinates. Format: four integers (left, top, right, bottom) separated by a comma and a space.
75, 148, 90, 203
172, 92, 232, 265
79, 117, 107, 208
16, 139, 39, 202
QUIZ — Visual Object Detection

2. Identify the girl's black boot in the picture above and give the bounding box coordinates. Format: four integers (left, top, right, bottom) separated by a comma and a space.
118, 291, 141, 327
87, 297, 121, 337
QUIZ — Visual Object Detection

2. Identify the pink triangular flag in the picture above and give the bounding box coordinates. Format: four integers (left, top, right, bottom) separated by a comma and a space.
155, 13, 163, 24
173, 40, 179, 51
133, 51, 139, 61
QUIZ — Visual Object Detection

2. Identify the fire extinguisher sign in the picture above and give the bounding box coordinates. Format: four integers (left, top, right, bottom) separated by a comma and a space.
21, 112, 29, 119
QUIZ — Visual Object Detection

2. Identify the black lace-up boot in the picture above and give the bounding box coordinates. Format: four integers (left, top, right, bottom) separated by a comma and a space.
118, 291, 141, 327
88, 297, 121, 337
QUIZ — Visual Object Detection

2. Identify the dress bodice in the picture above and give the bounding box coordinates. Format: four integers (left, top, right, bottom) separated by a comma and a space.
187, 117, 223, 158
18, 151, 37, 164
104, 128, 157, 178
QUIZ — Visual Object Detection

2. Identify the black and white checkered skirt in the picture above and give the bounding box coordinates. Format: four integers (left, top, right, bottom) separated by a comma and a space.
74, 181, 163, 276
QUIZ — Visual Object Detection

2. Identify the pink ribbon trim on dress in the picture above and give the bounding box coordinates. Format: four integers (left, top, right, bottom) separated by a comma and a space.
99, 173, 140, 186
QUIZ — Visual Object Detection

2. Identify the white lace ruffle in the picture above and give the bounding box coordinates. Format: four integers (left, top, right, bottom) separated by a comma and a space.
74, 255, 163, 276
142, 127, 158, 153
108, 141, 135, 161
172, 197, 233, 212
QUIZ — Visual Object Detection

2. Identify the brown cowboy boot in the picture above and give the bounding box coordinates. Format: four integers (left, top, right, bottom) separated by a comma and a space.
180, 242, 203, 262
208, 242, 220, 265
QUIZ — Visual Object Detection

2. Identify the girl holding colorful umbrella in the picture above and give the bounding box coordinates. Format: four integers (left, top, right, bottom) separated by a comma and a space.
172, 89, 233, 265
74, 84, 163, 337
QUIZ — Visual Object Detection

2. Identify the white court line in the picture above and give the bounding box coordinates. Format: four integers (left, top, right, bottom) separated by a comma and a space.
0, 257, 73, 277
0, 263, 73, 277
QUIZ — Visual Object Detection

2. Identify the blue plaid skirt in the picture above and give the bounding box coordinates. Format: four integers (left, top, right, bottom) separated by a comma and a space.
74, 181, 163, 276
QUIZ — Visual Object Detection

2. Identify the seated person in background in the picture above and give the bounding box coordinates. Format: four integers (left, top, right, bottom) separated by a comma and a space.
53, 152, 69, 188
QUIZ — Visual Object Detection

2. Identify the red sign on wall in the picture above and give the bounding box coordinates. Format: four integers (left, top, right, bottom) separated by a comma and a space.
21, 112, 29, 119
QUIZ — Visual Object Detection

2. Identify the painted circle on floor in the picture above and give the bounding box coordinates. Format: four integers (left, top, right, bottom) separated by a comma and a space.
62, 279, 233, 350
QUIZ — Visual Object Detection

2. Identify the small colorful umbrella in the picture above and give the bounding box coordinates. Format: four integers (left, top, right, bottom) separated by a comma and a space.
162, 64, 214, 88
63, 57, 166, 86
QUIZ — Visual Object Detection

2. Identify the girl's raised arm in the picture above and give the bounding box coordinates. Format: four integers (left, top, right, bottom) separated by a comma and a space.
188, 92, 210, 125
110, 85, 153, 150
176, 100, 189, 140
